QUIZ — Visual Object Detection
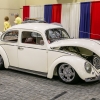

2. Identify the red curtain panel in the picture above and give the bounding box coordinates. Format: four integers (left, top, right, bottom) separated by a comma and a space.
51, 4, 62, 23
90, 1, 100, 39
23, 6, 30, 21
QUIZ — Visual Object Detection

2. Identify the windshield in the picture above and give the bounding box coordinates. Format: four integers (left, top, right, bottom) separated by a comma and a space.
45, 28, 70, 44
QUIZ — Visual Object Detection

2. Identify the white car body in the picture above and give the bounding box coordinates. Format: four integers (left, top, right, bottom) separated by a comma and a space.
0, 23, 100, 83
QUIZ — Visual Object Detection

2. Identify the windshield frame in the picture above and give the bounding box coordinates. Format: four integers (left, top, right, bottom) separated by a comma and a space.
45, 28, 70, 44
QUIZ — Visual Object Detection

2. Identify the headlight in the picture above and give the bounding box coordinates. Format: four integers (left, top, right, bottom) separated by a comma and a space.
85, 62, 92, 73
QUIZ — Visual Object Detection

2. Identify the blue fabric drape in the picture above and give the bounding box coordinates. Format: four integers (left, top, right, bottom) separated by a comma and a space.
79, 2, 91, 38
44, 5, 52, 23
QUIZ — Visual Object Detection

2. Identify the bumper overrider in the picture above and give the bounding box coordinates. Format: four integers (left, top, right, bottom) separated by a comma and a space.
85, 75, 100, 82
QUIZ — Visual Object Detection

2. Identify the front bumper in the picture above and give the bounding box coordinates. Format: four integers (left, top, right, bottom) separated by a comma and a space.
85, 75, 100, 82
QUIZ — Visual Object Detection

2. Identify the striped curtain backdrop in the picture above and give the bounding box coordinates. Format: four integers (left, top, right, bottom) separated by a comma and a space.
90, 1, 100, 39
30, 6, 44, 19
23, 6, 30, 20
79, 2, 91, 38
51, 4, 62, 23
23, 1, 100, 40
61, 3, 80, 38
44, 5, 52, 23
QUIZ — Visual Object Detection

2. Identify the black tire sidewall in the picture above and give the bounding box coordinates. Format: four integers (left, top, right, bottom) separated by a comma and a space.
0, 56, 4, 69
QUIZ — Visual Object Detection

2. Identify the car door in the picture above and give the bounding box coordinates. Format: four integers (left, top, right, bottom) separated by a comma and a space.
1, 30, 19, 67
18, 30, 48, 73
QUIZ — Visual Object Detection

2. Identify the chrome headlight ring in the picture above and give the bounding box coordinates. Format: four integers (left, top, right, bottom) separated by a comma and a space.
85, 62, 92, 73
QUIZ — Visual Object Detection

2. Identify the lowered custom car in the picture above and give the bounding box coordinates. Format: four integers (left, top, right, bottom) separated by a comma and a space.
0, 23, 100, 83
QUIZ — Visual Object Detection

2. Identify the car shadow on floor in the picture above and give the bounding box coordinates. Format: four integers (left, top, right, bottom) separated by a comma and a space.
53, 75, 100, 86
2, 69, 100, 86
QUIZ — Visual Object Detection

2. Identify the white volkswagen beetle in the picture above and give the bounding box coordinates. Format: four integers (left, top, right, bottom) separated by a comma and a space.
0, 23, 100, 83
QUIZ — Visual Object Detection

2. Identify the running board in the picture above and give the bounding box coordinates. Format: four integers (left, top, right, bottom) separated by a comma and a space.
8, 66, 47, 77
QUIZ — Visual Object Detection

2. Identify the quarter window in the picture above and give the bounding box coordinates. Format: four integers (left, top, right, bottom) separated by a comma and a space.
22, 31, 44, 45
3, 30, 18, 42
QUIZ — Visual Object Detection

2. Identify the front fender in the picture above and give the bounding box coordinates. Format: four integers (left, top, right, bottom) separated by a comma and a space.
47, 56, 98, 80
0, 46, 9, 68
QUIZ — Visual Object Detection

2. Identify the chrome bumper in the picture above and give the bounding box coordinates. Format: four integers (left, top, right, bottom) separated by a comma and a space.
85, 75, 100, 82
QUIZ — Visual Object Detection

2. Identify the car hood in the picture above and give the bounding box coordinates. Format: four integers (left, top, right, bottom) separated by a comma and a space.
49, 39, 100, 56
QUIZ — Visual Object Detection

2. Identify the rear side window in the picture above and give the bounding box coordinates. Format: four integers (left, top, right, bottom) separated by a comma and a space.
21, 31, 44, 45
3, 30, 18, 42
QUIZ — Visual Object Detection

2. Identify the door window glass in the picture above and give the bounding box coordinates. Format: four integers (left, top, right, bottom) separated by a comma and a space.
22, 31, 44, 45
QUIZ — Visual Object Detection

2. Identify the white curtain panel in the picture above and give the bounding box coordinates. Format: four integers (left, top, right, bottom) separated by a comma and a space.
61, 4, 71, 34
61, 3, 80, 38
30, 6, 44, 20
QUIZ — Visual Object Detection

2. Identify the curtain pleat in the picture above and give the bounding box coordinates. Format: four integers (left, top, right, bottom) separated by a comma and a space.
44, 5, 52, 23
61, 4, 70, 34
23, 6, 30, 20
61, 4, 80, 38
90, 1, 100, 39
69, 3, 80, 38
51, 4, 62, 23
79, 2, 91, 38
30, 6, 44, 19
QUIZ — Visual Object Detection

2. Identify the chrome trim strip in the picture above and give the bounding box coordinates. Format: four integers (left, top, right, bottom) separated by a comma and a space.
18, 46, 46, 50
1, 44, 46, 50
48, 49, 71, 55
0, 44, 18, 46
85, 75, 100, 82
9, 66, 47, 77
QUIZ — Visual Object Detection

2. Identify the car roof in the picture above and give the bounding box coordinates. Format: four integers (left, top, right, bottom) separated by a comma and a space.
22, 18, 46, 23
9, 23, 62, 32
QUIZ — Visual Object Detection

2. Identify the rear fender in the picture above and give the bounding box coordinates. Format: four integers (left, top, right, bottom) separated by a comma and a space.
0, 46, 9, 68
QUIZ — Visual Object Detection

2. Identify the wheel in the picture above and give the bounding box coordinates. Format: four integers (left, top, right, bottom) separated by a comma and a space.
0, 55, 4, 70
93, 55, 100, 69
57, 63, 80, 84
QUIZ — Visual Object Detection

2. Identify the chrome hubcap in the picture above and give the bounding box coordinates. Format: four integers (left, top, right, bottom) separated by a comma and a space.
59, 64, 75, 82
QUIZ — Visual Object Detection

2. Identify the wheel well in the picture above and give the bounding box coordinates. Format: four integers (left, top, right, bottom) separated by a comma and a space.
0, 55, 5, 69
53, 62, 81, 80
53, 63, 65, 76
0, 55, 4, 61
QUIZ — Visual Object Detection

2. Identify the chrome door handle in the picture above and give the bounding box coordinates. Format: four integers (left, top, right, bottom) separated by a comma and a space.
18, 46, 24, 50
